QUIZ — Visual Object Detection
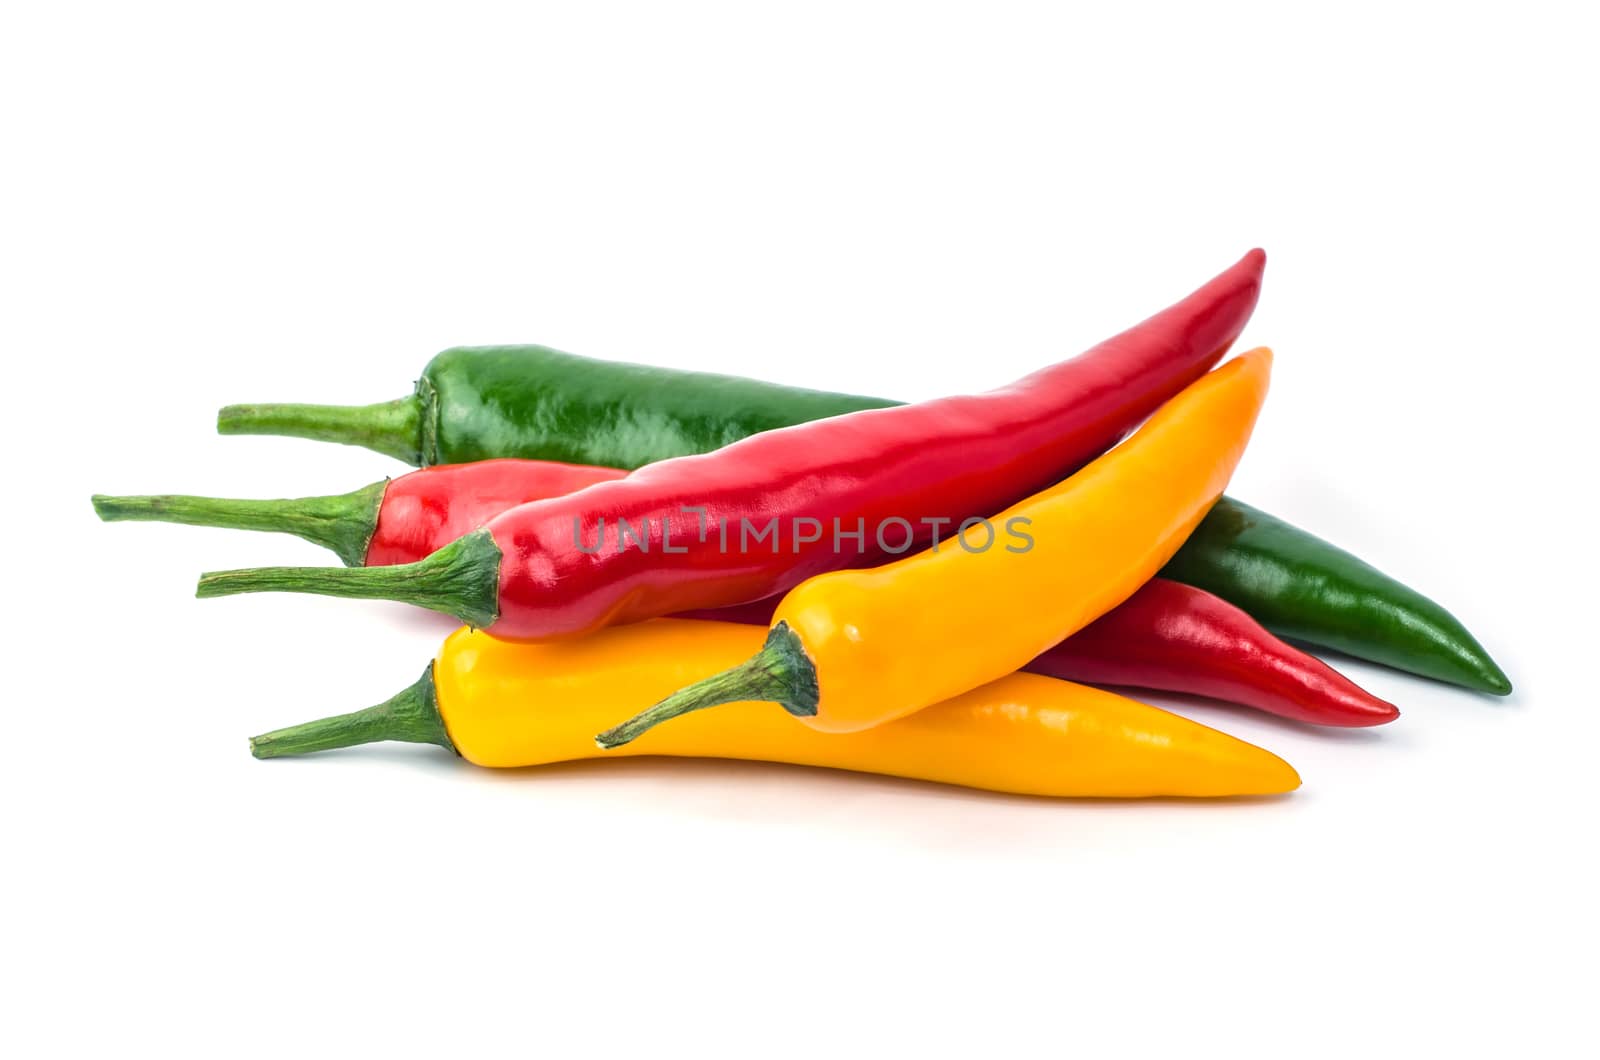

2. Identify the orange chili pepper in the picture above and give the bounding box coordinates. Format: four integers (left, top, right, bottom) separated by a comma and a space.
599, 349, 1272, 746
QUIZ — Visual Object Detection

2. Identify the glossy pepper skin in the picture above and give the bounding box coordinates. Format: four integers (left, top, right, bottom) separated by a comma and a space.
1162, 498, 1511, 694
599, 349, 1273, 745
249, 621, 1301, 799
196, 250, 1267, 640
217, 345, 900, 469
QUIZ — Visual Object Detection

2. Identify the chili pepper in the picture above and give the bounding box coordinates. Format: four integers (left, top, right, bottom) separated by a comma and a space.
217, 345, 901, 469
93, 459, 626, 567
194, 250, 1267, 640
1023, 578, 1398, 725
249, 620, 1302, 798
597, 349, 1272, 746
99, 460, 1396, 726
1162, 497, 1511, 694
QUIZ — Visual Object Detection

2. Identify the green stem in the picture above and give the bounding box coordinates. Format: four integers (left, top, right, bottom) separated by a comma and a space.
250, 666, 455, 758
195, 527, 502, 629
216, 395, 424, 466
91, 482, 387, 568
594, 622, 819, 749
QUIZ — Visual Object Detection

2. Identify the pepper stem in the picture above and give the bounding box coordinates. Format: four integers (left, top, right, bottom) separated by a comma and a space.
216, 395, 424, 466
91, 481, 387, 568
594, 622, 819, 749
195, 527, 502, 628
250, 666, 455, 758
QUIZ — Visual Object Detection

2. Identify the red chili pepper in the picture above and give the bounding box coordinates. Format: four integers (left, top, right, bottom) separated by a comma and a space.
195, 250, 1268, 641
367, 459, 625, 566
1025, 578, 1398, 726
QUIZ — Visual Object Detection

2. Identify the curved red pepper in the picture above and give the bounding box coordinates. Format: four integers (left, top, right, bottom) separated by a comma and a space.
1026, 578, 1398, 726
198, 250, 1267, 641
489, 249, 1267, 638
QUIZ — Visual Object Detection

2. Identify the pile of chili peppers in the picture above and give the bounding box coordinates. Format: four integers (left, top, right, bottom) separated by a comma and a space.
95, 249, 1510, 799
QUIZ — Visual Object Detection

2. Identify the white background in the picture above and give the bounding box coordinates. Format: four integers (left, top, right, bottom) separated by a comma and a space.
4, 3, 1595, 1057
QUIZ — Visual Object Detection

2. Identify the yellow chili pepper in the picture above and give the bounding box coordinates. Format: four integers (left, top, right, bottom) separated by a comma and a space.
598, 348, 1273, 746
250, 619, 1299, 797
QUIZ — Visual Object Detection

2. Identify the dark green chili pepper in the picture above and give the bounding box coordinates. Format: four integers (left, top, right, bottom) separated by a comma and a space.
1161, 498, 1511, 694
217, 345, 897, 470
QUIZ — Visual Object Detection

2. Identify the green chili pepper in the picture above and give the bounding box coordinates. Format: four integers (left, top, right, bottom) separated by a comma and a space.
1161, 498, 1510, 694
217, 344, 1510, 694
217, 345, 897, 470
